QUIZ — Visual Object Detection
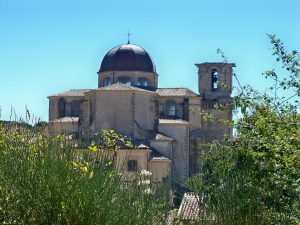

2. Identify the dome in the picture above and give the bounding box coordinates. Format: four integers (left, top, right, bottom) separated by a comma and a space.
99, 44, 156, 73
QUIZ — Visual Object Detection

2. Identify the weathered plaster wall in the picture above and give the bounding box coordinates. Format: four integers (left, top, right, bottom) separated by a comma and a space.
149, 140, 172, 159
158, 124, 190, 180
148, 160, 171, 182
134, 94, 157, 139
116, 149, 150, 181
188, 97, 202, 130
49, 121, 79, 135
49, 98, 58, 121
93, 90, 156, 139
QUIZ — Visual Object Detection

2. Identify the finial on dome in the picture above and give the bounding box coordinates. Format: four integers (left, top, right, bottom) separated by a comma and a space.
127, 29, 131, 44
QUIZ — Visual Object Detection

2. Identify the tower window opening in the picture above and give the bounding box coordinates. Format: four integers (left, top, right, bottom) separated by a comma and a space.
137, 77, 148, 87
211, 69, 218, 91
118, 76, 131, 86
103, 77, 111, 87
165, 100, 177, 117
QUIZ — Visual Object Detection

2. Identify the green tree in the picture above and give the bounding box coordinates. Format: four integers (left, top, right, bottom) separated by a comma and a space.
187, 35, 300, 225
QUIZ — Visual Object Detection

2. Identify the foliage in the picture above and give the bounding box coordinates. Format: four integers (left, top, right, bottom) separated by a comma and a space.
187, 35, 300, 225
32, 121, 48, 129
0, 124, 169, 225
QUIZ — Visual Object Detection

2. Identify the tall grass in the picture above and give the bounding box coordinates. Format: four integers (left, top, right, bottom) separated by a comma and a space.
0, 123, 169, 225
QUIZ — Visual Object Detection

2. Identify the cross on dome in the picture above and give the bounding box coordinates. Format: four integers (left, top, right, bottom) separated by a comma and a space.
127, 29, 131, 44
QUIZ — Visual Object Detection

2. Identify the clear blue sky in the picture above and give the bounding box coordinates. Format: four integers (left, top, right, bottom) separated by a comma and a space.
0, 0, 299, 121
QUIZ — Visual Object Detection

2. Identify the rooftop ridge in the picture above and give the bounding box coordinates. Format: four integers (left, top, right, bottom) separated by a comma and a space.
92, 82, 156, 94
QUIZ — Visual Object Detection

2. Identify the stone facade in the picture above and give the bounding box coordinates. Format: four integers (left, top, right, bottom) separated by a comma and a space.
48, 43, 234, 181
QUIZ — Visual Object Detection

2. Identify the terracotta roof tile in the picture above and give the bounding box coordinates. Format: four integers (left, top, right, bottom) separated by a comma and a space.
48, 89, 91, 98
177, 193, 200, 221
156, 88, 197, 97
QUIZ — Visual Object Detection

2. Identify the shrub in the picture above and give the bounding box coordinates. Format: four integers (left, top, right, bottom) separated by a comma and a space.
0, 124, 169, 225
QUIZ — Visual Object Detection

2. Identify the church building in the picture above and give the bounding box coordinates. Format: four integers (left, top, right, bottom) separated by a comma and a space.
48, 41, 234, 181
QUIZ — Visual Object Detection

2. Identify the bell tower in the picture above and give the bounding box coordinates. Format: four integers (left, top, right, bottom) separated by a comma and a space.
195, 62, 235, 142
195, 62, 235, 100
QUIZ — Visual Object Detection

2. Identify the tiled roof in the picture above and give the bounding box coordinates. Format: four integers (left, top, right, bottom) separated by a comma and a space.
48, 89, 91, 98
50, 117, 79, 123
90, 83, 155, 94
159, 119, 190, 125
156, 88, 197, 97
177, 193, 200, 221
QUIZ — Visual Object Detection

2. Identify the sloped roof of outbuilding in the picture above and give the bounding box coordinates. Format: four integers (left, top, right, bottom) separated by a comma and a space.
48, 89, 91, 98
156, 88, 198, 97
159, 119, 191, 126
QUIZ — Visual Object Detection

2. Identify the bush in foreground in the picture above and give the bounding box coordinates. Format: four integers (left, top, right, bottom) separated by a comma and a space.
0, 125, 169, 225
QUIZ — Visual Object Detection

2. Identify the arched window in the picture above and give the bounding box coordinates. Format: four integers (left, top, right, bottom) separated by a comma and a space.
211, 69, 218, 91
118, 76, 131, 86
137, 77, 148, 87
103, 77, 111, 87
165, 100, 176, 117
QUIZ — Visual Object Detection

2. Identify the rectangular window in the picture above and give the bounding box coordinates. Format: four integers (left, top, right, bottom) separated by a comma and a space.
165, 101, 176, 117
127, 160, 138, 172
